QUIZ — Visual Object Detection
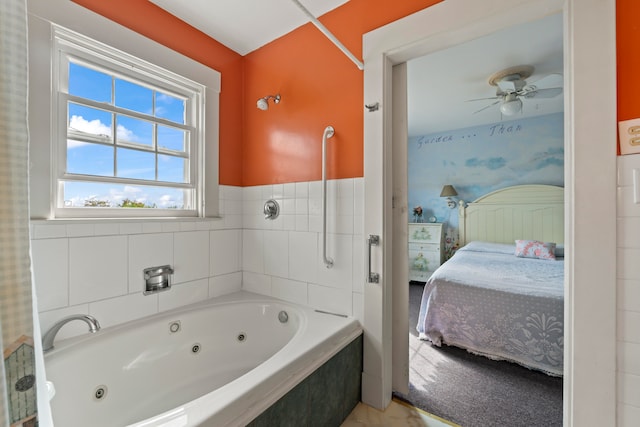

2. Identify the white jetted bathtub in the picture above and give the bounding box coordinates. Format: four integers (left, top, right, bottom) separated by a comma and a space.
44, 291, 362, 427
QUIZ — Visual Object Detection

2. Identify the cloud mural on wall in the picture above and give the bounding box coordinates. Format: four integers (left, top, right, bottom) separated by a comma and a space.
465, 157, 507, 170
407, 112, 564, 252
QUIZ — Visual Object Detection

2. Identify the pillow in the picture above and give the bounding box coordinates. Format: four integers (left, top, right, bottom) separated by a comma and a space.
514, 240, 556, 260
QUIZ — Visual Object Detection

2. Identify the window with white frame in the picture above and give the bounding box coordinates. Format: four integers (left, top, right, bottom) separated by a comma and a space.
51, 27, 207, 218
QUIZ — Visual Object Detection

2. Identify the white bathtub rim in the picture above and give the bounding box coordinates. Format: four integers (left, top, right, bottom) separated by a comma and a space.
126, 292, 362, 427
43, 290, 363, 427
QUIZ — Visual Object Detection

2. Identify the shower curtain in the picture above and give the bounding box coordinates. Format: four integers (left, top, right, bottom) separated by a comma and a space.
0, 0, 39, 425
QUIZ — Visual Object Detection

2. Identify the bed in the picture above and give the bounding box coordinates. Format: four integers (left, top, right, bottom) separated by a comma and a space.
416, 185, 564, 376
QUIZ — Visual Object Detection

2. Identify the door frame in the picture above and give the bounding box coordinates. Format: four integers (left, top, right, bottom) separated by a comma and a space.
361, 0, 617, 426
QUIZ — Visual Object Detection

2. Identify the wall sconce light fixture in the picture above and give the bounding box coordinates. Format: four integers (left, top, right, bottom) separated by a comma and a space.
440, 184, 458, 209
257, 94, 281, 111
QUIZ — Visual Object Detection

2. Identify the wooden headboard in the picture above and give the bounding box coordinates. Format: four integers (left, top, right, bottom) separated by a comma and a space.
458, 185, 564, 246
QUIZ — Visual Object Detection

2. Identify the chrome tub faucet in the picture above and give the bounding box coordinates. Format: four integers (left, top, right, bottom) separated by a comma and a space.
42, 314, 101, 353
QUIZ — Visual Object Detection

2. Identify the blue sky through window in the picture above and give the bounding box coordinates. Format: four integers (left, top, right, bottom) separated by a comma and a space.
65, 62, 189, 209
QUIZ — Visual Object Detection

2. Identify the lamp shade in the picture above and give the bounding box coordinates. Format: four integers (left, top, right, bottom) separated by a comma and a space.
440, 185, 458, 197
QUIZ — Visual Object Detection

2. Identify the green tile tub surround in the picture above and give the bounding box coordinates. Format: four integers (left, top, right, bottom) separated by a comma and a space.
248, 334, 363, 427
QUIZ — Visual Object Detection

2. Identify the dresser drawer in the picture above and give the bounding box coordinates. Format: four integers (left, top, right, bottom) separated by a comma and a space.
408, 223, 443, 244
408, 245, 441, 281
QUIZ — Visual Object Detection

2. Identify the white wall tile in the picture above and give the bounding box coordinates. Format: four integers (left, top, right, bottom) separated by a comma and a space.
354, 178, 364, 217
209, 272, 242, 297
282, 214, 296, 231
295, 198, 308, 215
337, 178, 354, 199
618, 310, 640, 343
69, 235, 128, 305
618, 279, 640, 312
66, 223, 95, 237
264, 230, 289, 278
309, 181, 321, 199
317, 233, 353, 290
618, 186, 640, 218
289, 231, 318, 284
243, 229, 264, 273
158, 278, 209, 312
295, 182, 308, 198
242, 271, 271, 295
617, 372, 640, 407
210, 229, 241, 276
271, 277, 307, 305
283, 183, 296, 199
618, 402, 640, 427
225, 199, 243, 215
617, 217, 640, 248
32, 224, 67, 239
352, 235, 365, 293
308, 284, 352, 316
93, 222, 120, 236
120, 222, 143, 235
308, 215, 322, 233
243, 186, 262, 201
618, 154, 639, 187
220, 185, 242, 201
128, 233, 173, 294
179, 221, 197, 232
89, 292, 158, 329
295, 215, 309, 232
618, 247, 640, 280
618, 156, 640, 421
162, 222, 181, 233
223, 214, 242, 229
352, 291, 364, 324
618, 341, 640, 376
141, 222, 163, 234
31, 238, 68, 311
173, 231, 210, 284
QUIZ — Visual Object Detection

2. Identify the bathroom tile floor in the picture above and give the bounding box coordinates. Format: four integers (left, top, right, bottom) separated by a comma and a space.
341, 398, 459, 427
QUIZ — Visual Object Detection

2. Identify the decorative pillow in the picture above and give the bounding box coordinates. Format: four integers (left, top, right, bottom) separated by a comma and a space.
514, 240, 556, 260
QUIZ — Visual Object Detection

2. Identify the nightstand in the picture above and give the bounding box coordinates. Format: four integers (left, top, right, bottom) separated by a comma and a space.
408, 223, 444, 282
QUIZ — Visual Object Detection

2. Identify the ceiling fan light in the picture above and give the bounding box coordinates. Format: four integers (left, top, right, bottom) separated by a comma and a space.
499, 97, 522, 116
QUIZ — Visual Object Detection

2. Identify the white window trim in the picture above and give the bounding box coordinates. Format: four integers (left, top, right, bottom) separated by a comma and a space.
50, 25, 207, 219
27, 7, 221, 220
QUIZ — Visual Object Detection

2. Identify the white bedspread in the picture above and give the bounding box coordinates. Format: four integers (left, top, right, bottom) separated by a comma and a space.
417, 241, 564, 376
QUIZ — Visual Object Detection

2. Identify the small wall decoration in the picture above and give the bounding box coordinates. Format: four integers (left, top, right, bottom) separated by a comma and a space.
412, 205, 423, 223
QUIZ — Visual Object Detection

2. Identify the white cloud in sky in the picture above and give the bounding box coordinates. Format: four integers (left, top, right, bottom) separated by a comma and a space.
69, 115, 138, 144
69, 115, 111, 137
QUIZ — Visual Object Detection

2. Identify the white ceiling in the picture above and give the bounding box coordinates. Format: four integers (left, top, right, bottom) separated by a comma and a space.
407, 13, 563, 136
149, 2, 562, 137
150, 0, 349, 55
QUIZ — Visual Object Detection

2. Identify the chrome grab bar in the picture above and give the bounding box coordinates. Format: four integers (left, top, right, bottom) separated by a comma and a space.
368, 234, 380, 283
322, 125, 335, 268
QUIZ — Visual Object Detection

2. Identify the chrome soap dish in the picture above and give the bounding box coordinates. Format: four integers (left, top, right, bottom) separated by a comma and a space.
143, 265, 174, 295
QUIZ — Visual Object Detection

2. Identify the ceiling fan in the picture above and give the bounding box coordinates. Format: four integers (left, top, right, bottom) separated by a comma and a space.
468, 65, 563, 116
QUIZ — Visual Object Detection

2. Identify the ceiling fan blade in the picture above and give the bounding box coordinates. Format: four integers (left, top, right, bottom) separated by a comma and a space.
525, 87, 563, 99
466, 96, 500, 102
472, 100, 501, 114
530, 73, 563, 88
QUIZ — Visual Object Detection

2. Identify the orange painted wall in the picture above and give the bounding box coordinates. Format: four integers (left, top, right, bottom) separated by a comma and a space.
72, 0, 245, 186
72, 0, 637, 184
243, 0, 441, 185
